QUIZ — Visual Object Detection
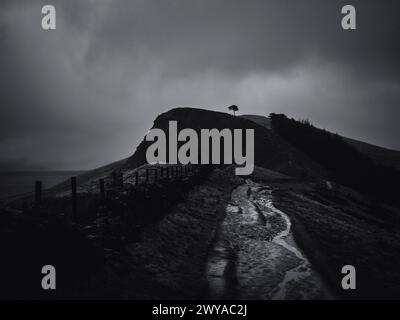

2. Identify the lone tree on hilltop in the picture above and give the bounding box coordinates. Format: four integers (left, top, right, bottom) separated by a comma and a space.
228, 105, 239, 116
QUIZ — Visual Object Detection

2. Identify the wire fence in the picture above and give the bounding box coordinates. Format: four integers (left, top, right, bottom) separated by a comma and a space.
31, 163, 204, 223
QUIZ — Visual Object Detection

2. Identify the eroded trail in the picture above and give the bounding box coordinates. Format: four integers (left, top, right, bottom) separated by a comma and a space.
206, 180, 333, 300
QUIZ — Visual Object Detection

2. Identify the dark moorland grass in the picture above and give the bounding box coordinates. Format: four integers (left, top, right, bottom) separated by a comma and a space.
0, 166, 241, 299
270, 179, 400, 299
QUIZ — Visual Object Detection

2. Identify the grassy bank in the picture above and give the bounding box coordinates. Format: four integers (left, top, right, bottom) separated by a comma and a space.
0, 166, 241, 299
271, 180, 400, 299
88, 167, 241, 299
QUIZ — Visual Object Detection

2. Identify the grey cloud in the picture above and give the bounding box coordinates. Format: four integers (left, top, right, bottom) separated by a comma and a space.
0, 0, 399, 170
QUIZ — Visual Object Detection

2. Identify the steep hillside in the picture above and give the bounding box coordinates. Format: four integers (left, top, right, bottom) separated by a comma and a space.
240, 114, 271, 129
343, 137, 400, 171
240, 113, 400, 170
270, 114, 400, 206
125, 108, 326, 179
4, 108, 327, 205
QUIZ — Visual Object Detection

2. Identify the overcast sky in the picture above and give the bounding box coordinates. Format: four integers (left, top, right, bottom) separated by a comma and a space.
0, 0, 399, 170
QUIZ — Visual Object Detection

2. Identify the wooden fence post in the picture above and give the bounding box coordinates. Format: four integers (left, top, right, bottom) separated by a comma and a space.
113, 172, 117, 187
71, 177, 77, 223
35, 181, 42, 206
119, 172, 124, 188
99, 178, 105, 200
166, 167, 170, 179
154, 168, 158, 182
160, 167, 164, 178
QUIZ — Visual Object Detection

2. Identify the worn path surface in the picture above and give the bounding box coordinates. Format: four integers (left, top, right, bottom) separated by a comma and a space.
206, 180, 334, 300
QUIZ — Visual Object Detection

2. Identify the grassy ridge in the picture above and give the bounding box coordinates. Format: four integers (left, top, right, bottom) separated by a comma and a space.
270, 114, 400, 206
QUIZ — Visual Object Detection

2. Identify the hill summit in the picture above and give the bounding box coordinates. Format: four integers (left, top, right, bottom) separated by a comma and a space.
124, 107, 326, 179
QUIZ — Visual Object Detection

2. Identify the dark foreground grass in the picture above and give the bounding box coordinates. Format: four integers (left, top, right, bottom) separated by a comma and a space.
89, 168, 241, 299
0, 167, 241, 299
270, 180, 400, 299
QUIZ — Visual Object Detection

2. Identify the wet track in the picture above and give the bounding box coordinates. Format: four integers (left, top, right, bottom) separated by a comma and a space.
206, 180, 334, 300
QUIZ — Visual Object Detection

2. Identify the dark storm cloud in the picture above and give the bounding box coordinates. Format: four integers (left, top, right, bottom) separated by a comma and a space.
0, 0, 399, 170
84, 0, 400, 78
